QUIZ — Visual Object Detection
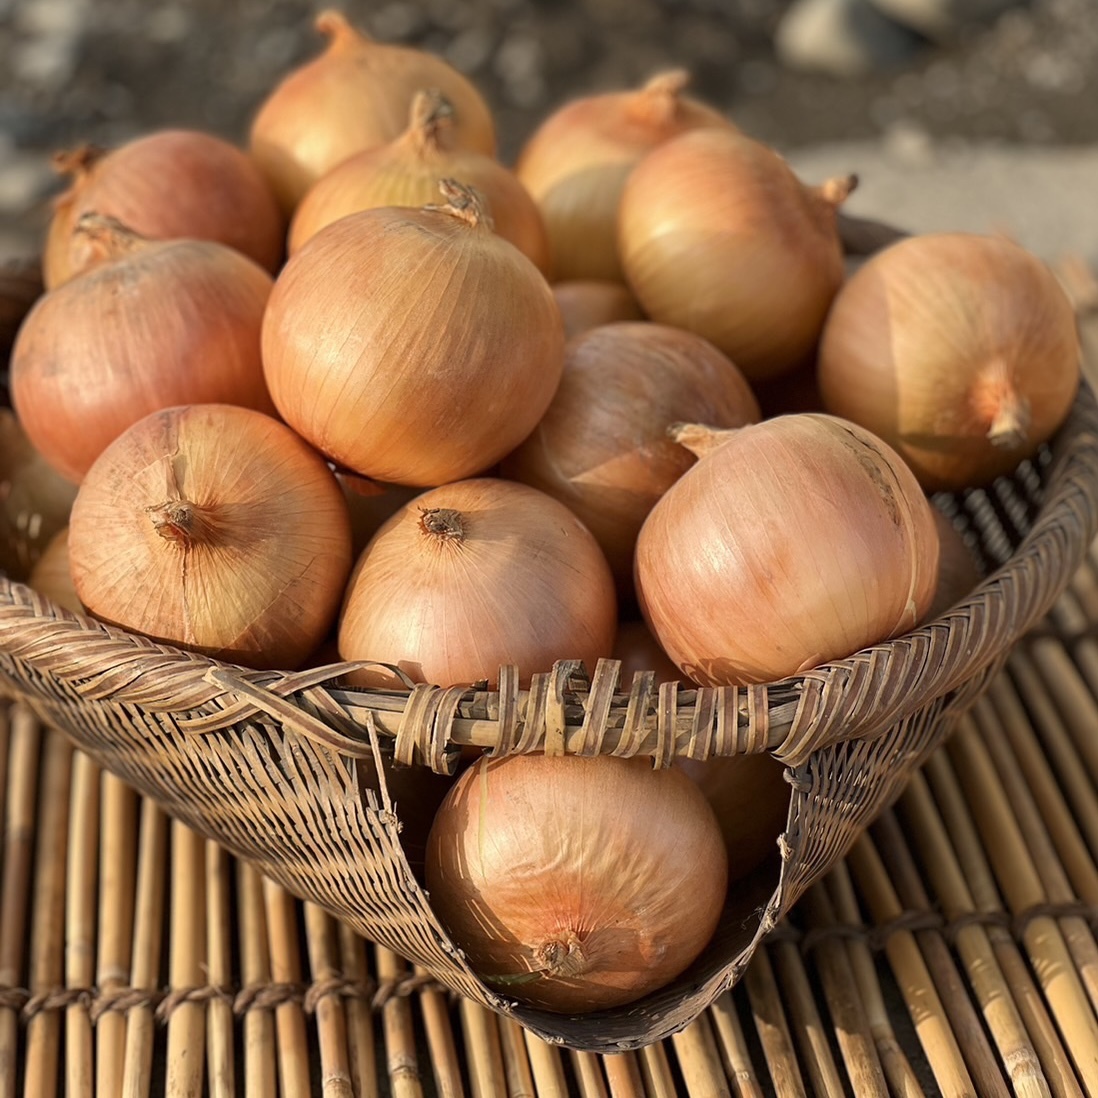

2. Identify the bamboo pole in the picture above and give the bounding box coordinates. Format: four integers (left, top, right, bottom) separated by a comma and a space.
0, 705, 40, 1098
378, 945, 426, 1098
523, 1028, 571, 1097
339, 923, 380, 1098
96, 773, 138, 1098
569, 1050, 609, 1098
742, 944, 805, 1096
65, 750, 100, 1098
603, 1051, 645, 1097
498, 1015, 537, 1098
1026, 638, 1098, 785
414, 964, 464, 1098
164, 820, 207, 1098
121, 796, 168, 1098
638, 1040, 680, 1098
205, 840, 235, 1098
671, 1012, 732, 1097
304, 902, 354, 1097
707, 990, 766, 1098
23, 731, 72, 1098
237, 863, 278, 1098
263, 875, 312, 1097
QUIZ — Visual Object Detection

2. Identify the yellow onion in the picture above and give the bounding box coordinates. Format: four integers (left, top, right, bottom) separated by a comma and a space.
69, 404, 352, 670
924, 507, 983, 621
515, 70, 732, 282
13, 214, 276, 484
619, 128, 854, 381
262, 180, 564, 488
817, 232, 1081, 491
27, 526, 80, 613
249, 10, 496, 213
552, 280, 645, 340
338, 477, 617, 689
501, 321, 759, 602
43, 132, 285, 288
425, 752, 728, 1012
611, 617, 689, 685
635, 416, 940, 686
289, 89, 549, 273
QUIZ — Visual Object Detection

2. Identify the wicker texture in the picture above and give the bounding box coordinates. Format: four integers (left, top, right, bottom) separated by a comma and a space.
2, 280, 1098, 1051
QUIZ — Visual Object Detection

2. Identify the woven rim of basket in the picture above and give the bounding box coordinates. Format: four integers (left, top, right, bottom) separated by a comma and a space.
2, 381, 1098, 772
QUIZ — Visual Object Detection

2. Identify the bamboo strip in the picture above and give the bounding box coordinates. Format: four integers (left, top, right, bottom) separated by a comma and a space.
898, 771, 1058, 1098
339, 923, 379, 1098
379, 946, 426, 1098
946, 721, 1098, 1090
920, 751, 1084, 1098
823, 863, 926, 1098
707, 991, 766, 1098
65, 750, 100, 1098
121, 796, 168, 1098
845, 834, 977, 1098
670, 1013, 732, 1098
23, 731, 72, 1098
638, 1041, 679, 1098
165, 820, 207, 1098
237, 863, 278, 1098
742, 944, 805, 1097
768, 929, 849, 1095
305, 903, 354, 1098
413, 964, 463, 1098
0, 706, 40, 1098
205, 841, 234, 1098
799, 883, 890, 1095
96, 773, 137, 1098
496, 1015, 534, 1098
523, 1029, 571, 1098
603, 1051, 645, 1097
569, 1050, 609, 1098
1026, 638, 1098, 785
263, 875, 312, 1097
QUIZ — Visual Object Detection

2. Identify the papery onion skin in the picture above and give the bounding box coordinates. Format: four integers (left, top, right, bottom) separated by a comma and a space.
635, 415, 940, 687
69, 404, 353, 671
553, 280, 645, 340
817, 232, 1081, 492
27, 526, 81, 614
249, 10, 496, 214
289, 89, 549, 274
516, 70, 733, 283
501, 322, 759, 602
12, 219, 276, 484
43, 132, 285, 288
425, 752, 728, 1013
618, 128, 852, 381
262, 184, 565, 488
338, 477, 617, 690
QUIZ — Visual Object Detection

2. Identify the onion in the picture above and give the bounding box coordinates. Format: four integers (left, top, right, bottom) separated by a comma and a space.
501, 322, 759, 602
817, 232, 1081, 491
43, 132, 285, 288
635, 416, 940, 686
425, 752, 728, 1012
289, 89, 549, 274
924, 507, 983, 621
13, 214, 276, 484
612, 618, 689, 685
552, 280, 644, 340
335, 471, 422, 559
262, 180, 564, 488
618, 128, 854, 381
249, 10, 496, 214
27, 526, 81, 613
515, 70, 732, 282
69, 404, 353, 671
338, 477, 617, 689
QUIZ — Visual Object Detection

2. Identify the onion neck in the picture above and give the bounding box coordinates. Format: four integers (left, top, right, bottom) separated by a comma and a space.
427, 178, 493, 231
404, 89, 456, 157
315, 9, 369, 54
974, 367, 1032, 449
668, 421, 740, 461
419, 507, 466, 544
534, 930, 592, 979
72, 212, 149, 262
629, 69, 690, 129
146, 499, 219, 547
52, 143, 104, 187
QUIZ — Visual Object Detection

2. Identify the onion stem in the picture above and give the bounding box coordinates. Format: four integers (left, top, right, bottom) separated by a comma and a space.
145, 499, 213, 546
535, 931, 590, 978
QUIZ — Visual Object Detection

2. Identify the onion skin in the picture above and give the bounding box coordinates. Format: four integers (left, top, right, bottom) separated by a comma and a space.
552, 281, 645, 340
69, 404, 353, 671
515, 70, 733, 282
12, 218, 276, 484
27, 526, 81, 613
262, 184, 565, 488
501, 321, 759, 602
618, 129, 852, 381
635, 415, 940, 687
817, 232, 1081, 492
249, 10, 496, 214
43, 132, 285, 288
425, 753, 728, 1013
338, 477, 617, 689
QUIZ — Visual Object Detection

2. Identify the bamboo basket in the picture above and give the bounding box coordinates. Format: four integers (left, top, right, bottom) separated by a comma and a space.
2, 246, 1098, 1055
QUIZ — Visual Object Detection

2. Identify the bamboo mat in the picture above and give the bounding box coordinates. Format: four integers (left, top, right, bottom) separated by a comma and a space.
0, 549, 1098, 1098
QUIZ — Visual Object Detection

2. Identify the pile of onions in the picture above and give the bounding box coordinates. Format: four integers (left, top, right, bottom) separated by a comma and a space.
501, 321, 759, 601
425, 752, 727, 1012
817, 232, 1081, 491
43, 131, 285, 287
249, 9, 496, 213
618, 128, 854, 381
338, 477, 617, 689
635, 416, 940, 686
68, 404, 352, 670
515, 70, 731, 282
552, 281, 644, 340
289, 89, 550, 274
262, 180, 564, 487
12, 214, 276, 484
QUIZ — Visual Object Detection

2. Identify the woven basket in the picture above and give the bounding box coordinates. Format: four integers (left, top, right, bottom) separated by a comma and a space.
2, 257, 1098, 1054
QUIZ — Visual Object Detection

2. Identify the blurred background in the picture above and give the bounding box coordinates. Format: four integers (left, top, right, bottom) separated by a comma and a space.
1, 0, 1096, 263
